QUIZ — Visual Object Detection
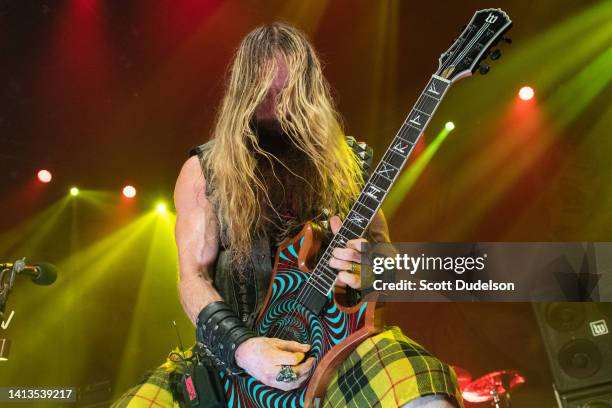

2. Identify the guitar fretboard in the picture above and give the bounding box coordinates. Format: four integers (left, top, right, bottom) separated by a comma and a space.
301, 74, 451, 298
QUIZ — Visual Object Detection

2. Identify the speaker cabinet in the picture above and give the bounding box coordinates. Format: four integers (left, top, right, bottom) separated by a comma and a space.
556, 382, 612, 408
534, 303, 612, 406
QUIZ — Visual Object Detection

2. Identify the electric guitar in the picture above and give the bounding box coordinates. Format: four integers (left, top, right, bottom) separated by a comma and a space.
220, 9, 513, 408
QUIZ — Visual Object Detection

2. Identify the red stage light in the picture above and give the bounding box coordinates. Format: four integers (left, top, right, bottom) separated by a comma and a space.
518, 86, 534, 101
37, 169, 52, 183
122, 185, 136, 198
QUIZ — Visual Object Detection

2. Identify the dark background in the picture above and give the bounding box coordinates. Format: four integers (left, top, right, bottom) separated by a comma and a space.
1, 0, 611, 406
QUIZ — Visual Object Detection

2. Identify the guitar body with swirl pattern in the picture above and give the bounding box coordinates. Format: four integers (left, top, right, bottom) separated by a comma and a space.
218, 222, 384, 408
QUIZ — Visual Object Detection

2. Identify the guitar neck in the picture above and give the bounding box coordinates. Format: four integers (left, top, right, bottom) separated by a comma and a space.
306, 74, 452, 297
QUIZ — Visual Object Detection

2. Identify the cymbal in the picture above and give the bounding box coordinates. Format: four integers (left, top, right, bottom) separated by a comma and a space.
451, 366, 473, 391
462, 370, 526, 403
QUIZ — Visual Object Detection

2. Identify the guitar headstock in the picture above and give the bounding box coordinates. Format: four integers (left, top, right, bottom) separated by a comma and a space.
437, 9, 513, 83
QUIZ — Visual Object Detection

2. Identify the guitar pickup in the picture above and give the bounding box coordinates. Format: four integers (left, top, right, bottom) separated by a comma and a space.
302, 289, 329, 316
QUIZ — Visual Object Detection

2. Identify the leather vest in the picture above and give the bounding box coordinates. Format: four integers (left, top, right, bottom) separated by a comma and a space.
189, 137, 372, 326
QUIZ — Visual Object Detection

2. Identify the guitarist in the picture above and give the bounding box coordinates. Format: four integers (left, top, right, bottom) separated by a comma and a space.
114, 23, 462, 408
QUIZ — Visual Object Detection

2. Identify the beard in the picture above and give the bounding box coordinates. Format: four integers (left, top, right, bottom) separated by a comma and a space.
249, 117, 301, 157
249, 117, 310, 181
249, 117, 319, 239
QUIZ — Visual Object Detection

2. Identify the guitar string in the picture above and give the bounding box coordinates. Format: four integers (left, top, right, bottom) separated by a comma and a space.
449, 22, 488, 71
270, 80, 445, 340
440, 24, 470, 73
269, 124, 408, 339
276, 83, 437, 338
267, 83, 438, 340
266, 129, 407, 338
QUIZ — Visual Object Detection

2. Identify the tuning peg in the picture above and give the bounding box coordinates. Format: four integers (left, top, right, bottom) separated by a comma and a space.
490, 49, 502, 60
501, 37, 512, 44
478, 64, 490, 75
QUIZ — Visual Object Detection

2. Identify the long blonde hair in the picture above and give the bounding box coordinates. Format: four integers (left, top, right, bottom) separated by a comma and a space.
202, 23, 363, 265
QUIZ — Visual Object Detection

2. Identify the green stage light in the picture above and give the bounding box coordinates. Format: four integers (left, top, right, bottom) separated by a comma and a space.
69, 187, 79, 196
445, 121, 455, 131
155, 202, 167, 214
114, 210, 178, 388
383, 124, 452, 217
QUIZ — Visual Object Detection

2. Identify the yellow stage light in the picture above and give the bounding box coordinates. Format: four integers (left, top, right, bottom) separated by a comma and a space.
155, 202, 167, 214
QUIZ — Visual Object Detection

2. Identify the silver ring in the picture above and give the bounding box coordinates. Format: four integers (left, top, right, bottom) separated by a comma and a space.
276, 365, 299, 383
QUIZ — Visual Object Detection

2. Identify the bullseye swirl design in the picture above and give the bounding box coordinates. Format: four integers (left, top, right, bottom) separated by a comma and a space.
219, 237, 368, 408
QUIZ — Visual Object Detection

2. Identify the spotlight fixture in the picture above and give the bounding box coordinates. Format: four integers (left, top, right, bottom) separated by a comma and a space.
69, 187, 79, 196
518, 86, 534, 101
37, 169, 52, 183
122, 185, 136, 198
445, 121, 456, 131
156, 202, 167, 214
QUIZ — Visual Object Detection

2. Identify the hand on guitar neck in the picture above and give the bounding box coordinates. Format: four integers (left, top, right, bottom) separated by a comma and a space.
328, 214, 370, 290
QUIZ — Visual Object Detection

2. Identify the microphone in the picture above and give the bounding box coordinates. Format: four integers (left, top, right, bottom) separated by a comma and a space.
1, 260, 58, 285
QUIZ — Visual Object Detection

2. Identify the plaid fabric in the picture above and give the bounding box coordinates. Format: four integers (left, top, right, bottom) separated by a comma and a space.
323, 326, 463, 408
112, 328, 463, 408
111, 369, 179, 408
111, 350, 190, 408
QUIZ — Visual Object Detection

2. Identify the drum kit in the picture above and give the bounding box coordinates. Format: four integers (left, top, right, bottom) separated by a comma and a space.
453, 366, 526, 408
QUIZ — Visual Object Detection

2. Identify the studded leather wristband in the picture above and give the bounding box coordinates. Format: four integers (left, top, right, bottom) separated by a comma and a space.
195, 301, 256, 376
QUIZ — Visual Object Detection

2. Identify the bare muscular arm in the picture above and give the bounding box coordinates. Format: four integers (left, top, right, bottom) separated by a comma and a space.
174, 156, 222, 325
174, 155, 313, 390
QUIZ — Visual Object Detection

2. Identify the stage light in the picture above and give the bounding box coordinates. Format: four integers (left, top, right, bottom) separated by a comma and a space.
518, 86, 535, 101
37, 169, 52, 183
70, 187, 79, 196
123, 185, 136, 198
383, 124, 452, 217
156, 202, 167, 214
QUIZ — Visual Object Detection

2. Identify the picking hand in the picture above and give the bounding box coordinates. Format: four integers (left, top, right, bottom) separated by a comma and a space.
235, 337, 315, 391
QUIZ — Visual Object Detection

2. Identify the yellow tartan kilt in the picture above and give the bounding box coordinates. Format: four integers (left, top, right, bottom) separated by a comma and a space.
112, 326, 463, 408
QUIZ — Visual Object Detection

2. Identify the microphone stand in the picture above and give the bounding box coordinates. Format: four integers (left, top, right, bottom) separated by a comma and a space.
0, 258, 24, 321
